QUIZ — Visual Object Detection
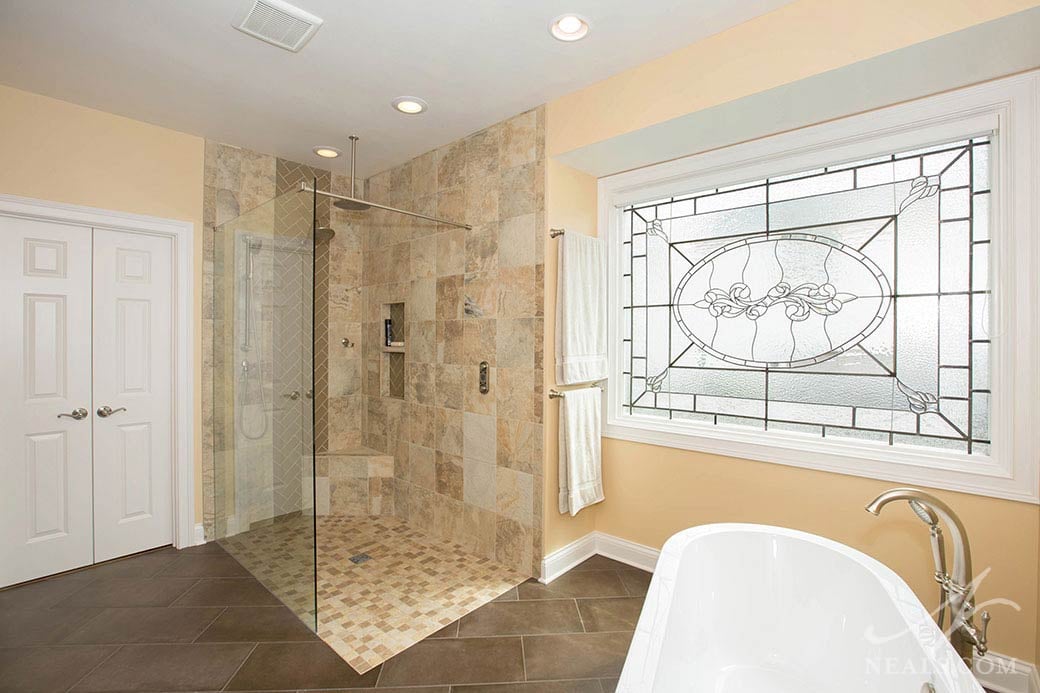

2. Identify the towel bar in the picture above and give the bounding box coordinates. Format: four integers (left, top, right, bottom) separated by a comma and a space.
548, 381, 605, 398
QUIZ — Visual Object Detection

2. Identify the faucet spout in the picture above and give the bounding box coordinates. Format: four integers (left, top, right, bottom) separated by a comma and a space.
865, 488, 971, 583
865, 487, 985, 665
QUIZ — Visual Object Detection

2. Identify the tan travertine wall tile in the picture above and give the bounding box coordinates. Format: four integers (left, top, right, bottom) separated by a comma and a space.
351, 106, 545, 575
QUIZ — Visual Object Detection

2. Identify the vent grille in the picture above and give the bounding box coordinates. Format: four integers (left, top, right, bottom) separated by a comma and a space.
233, 0, 323, 52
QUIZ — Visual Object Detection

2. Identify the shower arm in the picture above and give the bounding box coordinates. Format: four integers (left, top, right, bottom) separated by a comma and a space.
300, 182, 472, 230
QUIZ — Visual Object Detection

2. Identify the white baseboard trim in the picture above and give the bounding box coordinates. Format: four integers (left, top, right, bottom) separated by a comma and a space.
541, 530, 1036, 692
976, 652, 1040, 693
193, 523, 206, 546
541, 531, 659, 584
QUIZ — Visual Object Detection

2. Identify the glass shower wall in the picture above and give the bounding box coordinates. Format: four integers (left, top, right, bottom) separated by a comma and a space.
211, 186, 317, 628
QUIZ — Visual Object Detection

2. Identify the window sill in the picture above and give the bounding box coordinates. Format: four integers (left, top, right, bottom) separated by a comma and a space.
603, 415, 1038, 504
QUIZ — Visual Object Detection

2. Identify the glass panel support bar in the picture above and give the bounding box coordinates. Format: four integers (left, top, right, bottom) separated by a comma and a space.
300, 182, 472, 230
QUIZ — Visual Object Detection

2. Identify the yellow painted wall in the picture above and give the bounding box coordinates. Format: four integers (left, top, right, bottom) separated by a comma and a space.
543, 159, 600, 549
0, 84, 206, 522
543, 0, 1040, 664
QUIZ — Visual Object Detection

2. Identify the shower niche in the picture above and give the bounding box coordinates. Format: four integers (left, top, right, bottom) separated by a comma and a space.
383, 301, 405, 399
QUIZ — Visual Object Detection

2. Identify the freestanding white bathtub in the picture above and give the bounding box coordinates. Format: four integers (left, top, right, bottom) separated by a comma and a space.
618, 524, 983, 693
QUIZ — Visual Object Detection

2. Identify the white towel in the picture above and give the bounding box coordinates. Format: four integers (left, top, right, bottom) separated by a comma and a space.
559, 387, 604, 516
555, 232, 607, 386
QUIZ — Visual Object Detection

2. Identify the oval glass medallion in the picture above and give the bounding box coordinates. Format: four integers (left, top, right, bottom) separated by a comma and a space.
672, 233, 892, 369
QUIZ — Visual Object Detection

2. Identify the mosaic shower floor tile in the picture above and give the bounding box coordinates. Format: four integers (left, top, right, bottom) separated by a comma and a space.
220, 515, 527, 674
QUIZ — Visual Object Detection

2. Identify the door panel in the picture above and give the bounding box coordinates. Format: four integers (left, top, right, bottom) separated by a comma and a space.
0, 216, 94, 587
92, 229, 173, 561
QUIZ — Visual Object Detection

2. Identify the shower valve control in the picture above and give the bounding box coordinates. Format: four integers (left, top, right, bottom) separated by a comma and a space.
479, 361, 490, 395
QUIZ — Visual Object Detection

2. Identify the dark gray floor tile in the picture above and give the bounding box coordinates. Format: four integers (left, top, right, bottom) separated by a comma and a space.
61, 606, 224, 644
324, 689, 448, 693
158, 554, 251, 577
0, 573, 93, 610
599, 677, 619, 692
428, 620, 459, 638
452, 682, 602, 693
171, 577, 282, 606
195, 606, 318, 642
71, 642, 254, 692
176, 541, 229, 554
224, 641, 379, 690
517, 572, 626, 600
523, 632, 633, 681
53, 577, 199, 608
571, 556, 632, 572
618, 570, 651, 597
377, 637, 524, 686
458, 599, 582, 636
491, 586, 518, 602
81, 552, 178, 580
0, 645, 117, 693
0, 607, 102, 646
576, 598, 643, 632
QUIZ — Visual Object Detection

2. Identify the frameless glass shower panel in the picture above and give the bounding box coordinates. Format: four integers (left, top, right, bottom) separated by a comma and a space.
211, 188, 316, 628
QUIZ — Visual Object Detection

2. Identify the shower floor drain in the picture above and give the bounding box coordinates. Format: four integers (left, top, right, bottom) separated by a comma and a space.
349, 553, 372, 565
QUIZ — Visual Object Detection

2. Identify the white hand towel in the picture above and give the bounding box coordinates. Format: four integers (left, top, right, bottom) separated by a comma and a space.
558, 387, 604, 516
555, 232, 607, 385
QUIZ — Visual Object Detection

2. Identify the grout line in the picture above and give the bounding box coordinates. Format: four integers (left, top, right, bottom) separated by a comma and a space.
62, 643, 123, 692
168, 577, 204, 606
574, 598, 587, 634
192, 606, 229, 643
519, 635, 528, 682
373, 650, 384, 688
56, 606, 111, 645
219, 641, 258, 692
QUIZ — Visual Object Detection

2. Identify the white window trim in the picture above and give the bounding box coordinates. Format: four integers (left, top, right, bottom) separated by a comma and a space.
598, 71, 1040, 504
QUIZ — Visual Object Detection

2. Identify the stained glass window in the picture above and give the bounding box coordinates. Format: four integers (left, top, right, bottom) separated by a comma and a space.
620, 137, 992, 456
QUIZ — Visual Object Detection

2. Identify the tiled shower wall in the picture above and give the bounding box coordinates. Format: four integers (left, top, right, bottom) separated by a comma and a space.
359, 107, 546, 575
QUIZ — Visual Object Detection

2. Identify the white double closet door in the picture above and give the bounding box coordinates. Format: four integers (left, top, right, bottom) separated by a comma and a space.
0, 215, 174, 587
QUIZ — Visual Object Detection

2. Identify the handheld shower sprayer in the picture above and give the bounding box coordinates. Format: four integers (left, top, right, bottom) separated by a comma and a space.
906, 499, 948, 629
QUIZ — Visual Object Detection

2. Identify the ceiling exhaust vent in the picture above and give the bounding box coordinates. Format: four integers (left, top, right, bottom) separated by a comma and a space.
233, 0, 323, 53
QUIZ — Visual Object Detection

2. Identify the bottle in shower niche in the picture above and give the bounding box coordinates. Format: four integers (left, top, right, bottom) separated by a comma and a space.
384, 318, 393, 347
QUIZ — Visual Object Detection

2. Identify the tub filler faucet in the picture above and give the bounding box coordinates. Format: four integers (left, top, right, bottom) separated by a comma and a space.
866, 488, 990, 665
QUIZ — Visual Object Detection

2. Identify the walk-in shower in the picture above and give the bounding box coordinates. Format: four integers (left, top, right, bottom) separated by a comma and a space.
206, 120, 541, 673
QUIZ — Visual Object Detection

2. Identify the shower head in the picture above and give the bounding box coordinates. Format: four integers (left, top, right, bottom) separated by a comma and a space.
334, 198, 372, 211
315, 226, 336, 242
334, 135, 371, 212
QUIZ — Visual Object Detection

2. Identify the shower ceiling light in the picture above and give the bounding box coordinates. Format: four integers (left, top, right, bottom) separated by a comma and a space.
550, 14, 589, 41
392, 97, 428, 115
313, 146, 341, 158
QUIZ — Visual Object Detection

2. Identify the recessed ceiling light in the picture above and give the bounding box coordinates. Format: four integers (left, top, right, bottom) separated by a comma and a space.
392, 96, 428, 115
550, 14, 589, 42
313, 146, 341, 158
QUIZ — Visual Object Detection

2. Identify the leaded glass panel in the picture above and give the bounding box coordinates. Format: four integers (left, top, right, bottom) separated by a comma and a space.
620, 137, 992, 455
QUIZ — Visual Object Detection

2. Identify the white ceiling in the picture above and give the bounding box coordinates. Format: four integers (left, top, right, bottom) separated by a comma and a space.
0, 0, 790, 177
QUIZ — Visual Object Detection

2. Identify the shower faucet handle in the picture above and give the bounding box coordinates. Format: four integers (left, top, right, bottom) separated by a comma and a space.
283, 390, 301, 401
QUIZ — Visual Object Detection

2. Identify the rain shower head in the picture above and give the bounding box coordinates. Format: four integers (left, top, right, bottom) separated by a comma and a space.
333, 135, 372, 212
334, 198, 372, 211
315, 226, 336, 242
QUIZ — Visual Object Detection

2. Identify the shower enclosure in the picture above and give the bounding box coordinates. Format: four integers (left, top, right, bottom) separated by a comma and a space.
211, 185, 318, 628
205, 113, 544, 671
